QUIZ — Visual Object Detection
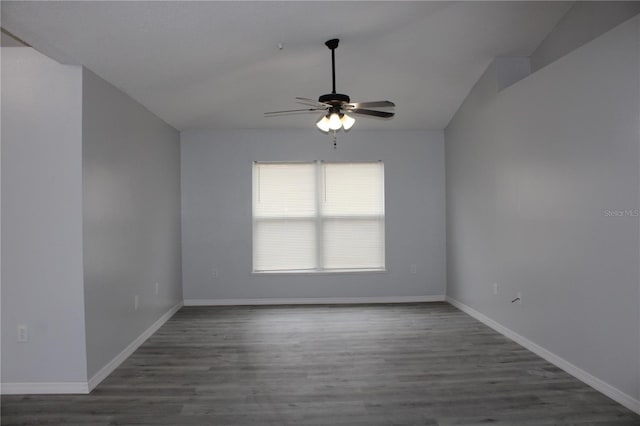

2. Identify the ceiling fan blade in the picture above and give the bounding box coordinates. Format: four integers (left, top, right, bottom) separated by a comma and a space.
349, 109, 394, 118
344, 101, 395, 109
296, 97, 330, 107
264, 108, 325, 115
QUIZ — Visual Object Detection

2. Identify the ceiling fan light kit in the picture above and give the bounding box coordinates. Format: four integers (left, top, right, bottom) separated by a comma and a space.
265, 38, 395, 145
316, 112, 355, 132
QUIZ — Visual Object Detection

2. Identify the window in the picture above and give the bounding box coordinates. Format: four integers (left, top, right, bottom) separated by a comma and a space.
253, 161, 385, 273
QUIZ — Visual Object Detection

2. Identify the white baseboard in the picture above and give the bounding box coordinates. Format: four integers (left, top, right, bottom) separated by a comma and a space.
1, 301, 183, 395
184, 295, 445, 306
446, 296, 640, 415
1, 381, 89, 395
87, 301, 183, 391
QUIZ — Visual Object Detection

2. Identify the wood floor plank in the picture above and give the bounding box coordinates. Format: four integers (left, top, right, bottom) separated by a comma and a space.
2, 303, 639, 425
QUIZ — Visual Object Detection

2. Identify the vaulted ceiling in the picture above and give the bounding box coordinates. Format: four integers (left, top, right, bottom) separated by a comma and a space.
2, 1, 572, 131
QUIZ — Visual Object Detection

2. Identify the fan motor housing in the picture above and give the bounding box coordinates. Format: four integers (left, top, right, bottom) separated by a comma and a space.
319, 93, 350, 105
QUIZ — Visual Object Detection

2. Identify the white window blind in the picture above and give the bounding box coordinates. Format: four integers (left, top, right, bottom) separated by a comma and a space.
253, 161, 385, 272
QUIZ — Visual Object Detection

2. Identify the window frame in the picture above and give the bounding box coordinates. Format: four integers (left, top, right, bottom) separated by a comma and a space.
252, 160, 386, 274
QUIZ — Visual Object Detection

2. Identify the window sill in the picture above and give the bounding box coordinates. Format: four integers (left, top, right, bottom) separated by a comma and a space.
252, 268, 387, 276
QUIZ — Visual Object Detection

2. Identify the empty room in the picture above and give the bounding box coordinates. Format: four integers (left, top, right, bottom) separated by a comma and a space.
2, 1, 640, 425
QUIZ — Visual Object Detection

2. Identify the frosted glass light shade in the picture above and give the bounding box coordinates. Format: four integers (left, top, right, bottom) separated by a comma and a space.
316, 115, 331, 132
340, 114, 355, 130
328, 113, 342, 130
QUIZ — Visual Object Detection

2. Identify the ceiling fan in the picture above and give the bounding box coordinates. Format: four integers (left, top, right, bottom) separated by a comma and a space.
264, 38, 395, 133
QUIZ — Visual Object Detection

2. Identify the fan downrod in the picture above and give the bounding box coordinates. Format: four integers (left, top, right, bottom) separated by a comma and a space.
320, 38, 350, 105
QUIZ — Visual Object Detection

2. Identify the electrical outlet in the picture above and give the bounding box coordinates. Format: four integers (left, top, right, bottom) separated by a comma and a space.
410, 264, 417, 274
17, 325, 28, 342
155, 282, 159, 295
212, 269, 218, 278
134, 295, 139, 311
493, 283, 499, 295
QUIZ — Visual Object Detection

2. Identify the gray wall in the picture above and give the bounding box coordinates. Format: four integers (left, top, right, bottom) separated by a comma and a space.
446, 16, 640, 401
1, 48, 87, 384
82, 69, 182, 378
181, 129, 445, 301
531, 1, 640, 72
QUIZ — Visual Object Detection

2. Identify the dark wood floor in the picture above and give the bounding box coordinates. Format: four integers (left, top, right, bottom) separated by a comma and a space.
2, 303, 639, 425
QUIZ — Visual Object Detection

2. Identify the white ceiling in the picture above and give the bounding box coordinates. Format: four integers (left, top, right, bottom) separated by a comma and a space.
2, 1, 572, 131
